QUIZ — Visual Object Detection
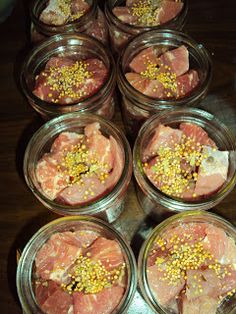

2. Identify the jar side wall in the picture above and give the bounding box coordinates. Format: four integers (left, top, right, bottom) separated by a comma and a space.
21, 34, 116, 119
138, 211, 236, 313
17, 217, 137, 313
24, 113, 132, 220
133, 108, 236, 215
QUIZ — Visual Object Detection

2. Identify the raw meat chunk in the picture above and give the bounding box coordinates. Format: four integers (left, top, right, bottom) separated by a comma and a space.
186, 268, 236, 300
194, 146, 229, 197
86, 237, 125, 270
34, 230, 127, 314
179, 123, 216, 147
159, 45, 189, 77
112, 6, 138, 24
73, 286, 125, 314
35, 232, 82, 283
35, 280, 73, 314
142, 123, 228, 199
39, 0, 90, 26
147, 264, 185, 305
202, 224, 236, 264
176, 70, 200, 98
158, 1, 184, 24
129, 47, 160, 73
145, 221, 236, 314
142, 124, 183, 160
182, 295, 218, 314
126, 45, 200, 100
33, 57, 108, 105
36, 155, 68, 200
125, 72, 165, 98
113, 0, 183, 27
35, 122, 124, 206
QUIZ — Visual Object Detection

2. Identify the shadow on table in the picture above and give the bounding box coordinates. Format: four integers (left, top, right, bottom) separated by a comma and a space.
7, 211, 57, 305
15, 115, 44, 182
130, 215, 158, 260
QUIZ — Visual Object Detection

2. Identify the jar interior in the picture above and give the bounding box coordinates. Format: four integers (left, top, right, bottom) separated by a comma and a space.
122, 37, 210, 95
137, 109, 236, 204
17, 218, 135, 313
25, 114, 128, 212
141, 212, 236, 313
24, 36, 110, 97
32, 0, 94, 22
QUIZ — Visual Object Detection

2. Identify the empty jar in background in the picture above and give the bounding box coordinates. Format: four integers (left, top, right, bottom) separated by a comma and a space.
17, 215, 137, 313
117, 29, 212, 140
24, 113, 132, 223
105, 0, 187, 53
133, 108, 236, 221
20, 33, 116, 120
30, 0, 108, 45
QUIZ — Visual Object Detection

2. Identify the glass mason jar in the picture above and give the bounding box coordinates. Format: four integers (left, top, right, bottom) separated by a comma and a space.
105, 0, 188, 54
20, 33, 116, 120
138, 210, 236, 314
23, 113, 132, 223
30, 0, 108, 45
133, 108, 236, 221
17, 215, 137, 313
117, 29, 212, 140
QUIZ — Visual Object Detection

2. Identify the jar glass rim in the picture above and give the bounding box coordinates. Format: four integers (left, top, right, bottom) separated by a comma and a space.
17, 215, 138, 313
133, 107, 236, 211
20, 33, 116, 115
105, 0, 188, 33
138, 210, 236, 313
117, 29, 212, 110
24, 112, 132, 216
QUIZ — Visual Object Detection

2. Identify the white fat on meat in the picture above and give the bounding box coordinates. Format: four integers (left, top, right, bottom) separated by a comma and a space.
195, 146, 229, 196
40, 0, 70, 25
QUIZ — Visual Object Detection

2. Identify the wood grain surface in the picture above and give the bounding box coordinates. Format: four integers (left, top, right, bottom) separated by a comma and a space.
0, 0, 236, 312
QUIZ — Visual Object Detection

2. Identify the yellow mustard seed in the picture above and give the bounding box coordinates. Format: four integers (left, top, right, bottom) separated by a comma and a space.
131, 0, 162, 26
155, 235, 224, 286
45, 60, 92, 103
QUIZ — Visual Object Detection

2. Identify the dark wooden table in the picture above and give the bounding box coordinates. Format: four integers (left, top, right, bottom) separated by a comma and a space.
1, 0, 236, 312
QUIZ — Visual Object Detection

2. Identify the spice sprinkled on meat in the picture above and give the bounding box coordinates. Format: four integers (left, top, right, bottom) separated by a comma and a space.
33, 57, 108, 105
35, 232, 127, 314
40, 0, 90, 25
143, 123, 229, 200
35, 123, 124, 206
126, 45, 200, 99
113, 0, 183, 27
146, 222, 236, 313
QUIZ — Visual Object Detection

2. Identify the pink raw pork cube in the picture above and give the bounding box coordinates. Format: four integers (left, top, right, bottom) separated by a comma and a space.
176, 69, 200, 98
35, 232, 82, 283
202, 224, 236, 264
86, 237, 125, 270
112, 6, 138, 24
129, 47, 160, 73
73, 286, 124, 314
142, 124, 183, 160
147, 264, 185, 306
35, 280, 73, 314
181, 295, 218, 314
179, 123, 216, 147
159, 45, 189, 76
186, 268, 236, 300
125, 72, 165, 98
194, 146, 229, 197
158, 0, 184, 24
